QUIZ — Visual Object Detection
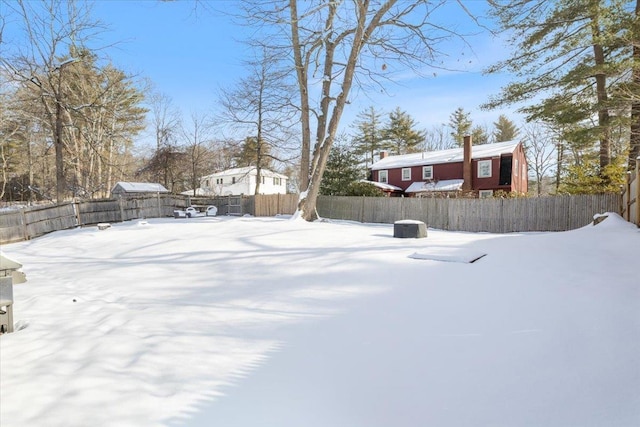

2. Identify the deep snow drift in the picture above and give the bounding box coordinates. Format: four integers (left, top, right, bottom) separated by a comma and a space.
1, 214, 638, 426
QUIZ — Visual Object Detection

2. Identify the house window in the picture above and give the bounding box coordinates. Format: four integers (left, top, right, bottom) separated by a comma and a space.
232, 177, 236, 184
402, 168, 411, 181
478, 160, 492, 178
515, 158, 519, 177
378, 170, 388, 183
479, 190, 493, 198
216, 178, 223, 185
522, 164, 527, 178
422, 165, 433, 180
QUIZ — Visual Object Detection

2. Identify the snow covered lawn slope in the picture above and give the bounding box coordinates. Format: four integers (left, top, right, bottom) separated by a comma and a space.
1, 215, 638, 426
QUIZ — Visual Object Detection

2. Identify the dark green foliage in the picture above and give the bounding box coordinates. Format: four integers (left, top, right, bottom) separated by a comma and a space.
344, 181, 384, 197
320, 144, 364, 196
485, 0, 635, 183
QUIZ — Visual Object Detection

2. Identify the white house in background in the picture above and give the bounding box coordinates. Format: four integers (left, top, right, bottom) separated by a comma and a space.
199, 167, 288, 196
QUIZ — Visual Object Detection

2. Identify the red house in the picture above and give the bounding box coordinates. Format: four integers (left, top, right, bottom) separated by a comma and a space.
369, 137, 528, 197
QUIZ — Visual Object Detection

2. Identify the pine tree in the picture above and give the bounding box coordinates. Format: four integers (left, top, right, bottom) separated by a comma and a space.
485, 0, 633, 180
493, 114, 519, 142
351, 106, 385, 168
448, 107, 472, 147
233, 136, 273, 169
320, 144, 362, 196
382, 107, 426, 155
471, 125, 490, 145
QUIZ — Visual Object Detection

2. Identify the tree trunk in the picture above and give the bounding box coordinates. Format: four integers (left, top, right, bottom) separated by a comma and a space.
295, 0, 395, 220
55, 95, 66, 204
591, 9, 611, 174
289, 0, 311, 191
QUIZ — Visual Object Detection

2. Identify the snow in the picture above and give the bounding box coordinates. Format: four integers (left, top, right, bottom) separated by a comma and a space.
370, 140, 519, 170
408, 248, 486, 263
359, 180, 403, 192
405, 179, 464, 193
1, 214, 639, 426
111, 182, 169, 193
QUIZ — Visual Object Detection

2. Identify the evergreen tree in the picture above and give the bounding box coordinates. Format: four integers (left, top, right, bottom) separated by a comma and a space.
351, 106, 385, 168
493, 114, 519, 142
232, 136, 273, 170
485, 0, 633, 181
448, 107, 472, 147
471, 124, 490, 145
382, 107, 426, 155
320, 144, 363, 196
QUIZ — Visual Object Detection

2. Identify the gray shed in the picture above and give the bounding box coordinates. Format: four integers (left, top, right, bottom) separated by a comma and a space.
111, 182, 169, 197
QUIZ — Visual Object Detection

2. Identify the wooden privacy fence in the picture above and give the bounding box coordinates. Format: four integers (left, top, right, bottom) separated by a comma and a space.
316, 193, 623, 233
254, 194, 299, 217
0, 195, 189, 244
0, 194, 295, 244
622, 158, 639, 227
0, 192, 627, 244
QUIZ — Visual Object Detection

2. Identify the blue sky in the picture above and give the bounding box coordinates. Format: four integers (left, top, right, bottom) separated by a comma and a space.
6, 1, 524, 141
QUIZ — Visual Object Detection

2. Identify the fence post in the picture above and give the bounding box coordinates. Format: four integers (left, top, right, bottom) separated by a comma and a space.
625, 172, 631, 221
118, 195, 125, 222
73, 202, 81, 226
20, 209, 28, 241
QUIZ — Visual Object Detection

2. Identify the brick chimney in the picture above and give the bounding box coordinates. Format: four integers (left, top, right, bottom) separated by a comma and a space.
462, 135, 472, 191
379, 150, 388, 160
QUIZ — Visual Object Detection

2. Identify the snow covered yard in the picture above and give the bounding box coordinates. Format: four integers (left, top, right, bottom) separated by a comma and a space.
0, 215, 638, 426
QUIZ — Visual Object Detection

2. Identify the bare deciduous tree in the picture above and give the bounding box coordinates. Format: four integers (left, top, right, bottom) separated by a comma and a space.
522, 122, 557, 196
181, 112, 215, 196
216, 47, 297, 194
146, 89, 182, 187
243, 0, 470, 220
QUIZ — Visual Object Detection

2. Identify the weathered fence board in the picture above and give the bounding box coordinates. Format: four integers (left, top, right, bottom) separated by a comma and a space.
78, 200, 122, 225
0, 211, 27, 244
24, 204, 77, 239
0, 192, 627, 245
254, 194, 298, 217
318, 193, 622, 233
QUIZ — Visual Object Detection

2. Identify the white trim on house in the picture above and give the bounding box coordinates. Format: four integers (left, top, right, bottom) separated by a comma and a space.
378, 170, 389, 184
422, 165, 433, 180
401, 168, 412, 181
477, 160, 492, 178
479, 189, 494, 198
